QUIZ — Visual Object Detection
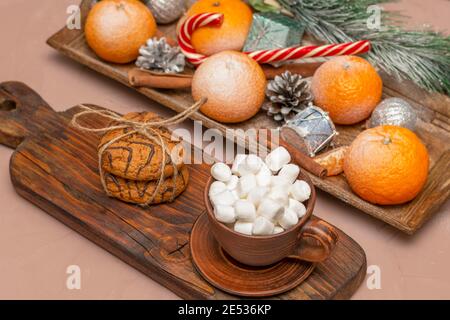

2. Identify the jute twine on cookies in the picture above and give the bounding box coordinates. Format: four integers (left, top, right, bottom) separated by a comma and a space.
71, 98, 207, 206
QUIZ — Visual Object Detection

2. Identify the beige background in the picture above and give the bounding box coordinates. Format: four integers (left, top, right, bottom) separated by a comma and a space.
0, 0, 449, 299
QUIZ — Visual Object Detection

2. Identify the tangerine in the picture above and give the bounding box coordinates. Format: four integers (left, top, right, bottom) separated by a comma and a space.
311, 56, 383, 125
192, 51, 266, 123
85, 0, 157, 64
343, 125, 429, 205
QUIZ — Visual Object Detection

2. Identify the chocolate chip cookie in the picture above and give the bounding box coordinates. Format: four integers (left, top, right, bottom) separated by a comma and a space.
104, 165, 190, 205
99, 112, 185, 181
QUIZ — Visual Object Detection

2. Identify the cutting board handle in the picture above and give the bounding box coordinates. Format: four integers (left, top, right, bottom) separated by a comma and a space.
0, 81, 55, 149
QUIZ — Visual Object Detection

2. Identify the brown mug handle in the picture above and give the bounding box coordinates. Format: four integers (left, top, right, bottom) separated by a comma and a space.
289, 218, 338, 263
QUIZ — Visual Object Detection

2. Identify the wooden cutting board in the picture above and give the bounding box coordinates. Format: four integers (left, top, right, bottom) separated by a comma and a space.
0, 81, 366, 300
46, 0, 450, 234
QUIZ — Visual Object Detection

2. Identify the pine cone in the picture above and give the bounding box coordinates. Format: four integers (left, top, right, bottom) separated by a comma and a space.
136, 37, 185, 74
264, 71, 312, 122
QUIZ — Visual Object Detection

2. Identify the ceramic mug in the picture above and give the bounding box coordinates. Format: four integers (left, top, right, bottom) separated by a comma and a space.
204, 171, 338, 267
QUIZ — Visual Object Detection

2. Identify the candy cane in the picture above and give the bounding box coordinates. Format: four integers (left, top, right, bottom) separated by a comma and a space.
246, 40, 371, 64
178, 13, 371, 66
178, 13, 224, 66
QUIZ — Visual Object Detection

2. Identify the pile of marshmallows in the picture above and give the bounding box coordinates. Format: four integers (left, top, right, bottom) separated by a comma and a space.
208, 147, 311, 236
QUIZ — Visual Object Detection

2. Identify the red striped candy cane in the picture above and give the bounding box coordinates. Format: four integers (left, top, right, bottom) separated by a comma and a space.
245, 40, 371, 63
178, 13, 224, 66
178, 13, 371, 66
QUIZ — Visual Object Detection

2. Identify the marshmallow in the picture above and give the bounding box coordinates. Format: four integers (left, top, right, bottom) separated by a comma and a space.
234, 221, 254, 235
273, 226, 285, 234
247, 187, 268, 207
288, 198, 307, 218
212, 148, 306, 234
234, 199, 257, 221
245, 154, 262, 174
231, 154, 247, 174
211, 163, 232, 182
279, 164, 300, 184
257, 198, 283, 221
214, 205, 236, 224
209, 181, 227, 197
256, 165, 272, 187
237, 174, 257, 198
226, 175, 239, 190
252, 216, 275, 236
270, 175, 291, 187
290, 180, 312, 202
210, 189, 236, 207
237, 163, 253, 177
265, 147, 291, 172
278, 208, 299, 229
267, 186, 289, 206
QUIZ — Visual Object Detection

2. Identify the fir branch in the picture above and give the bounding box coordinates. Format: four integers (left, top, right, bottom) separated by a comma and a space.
253, 0, 450, 94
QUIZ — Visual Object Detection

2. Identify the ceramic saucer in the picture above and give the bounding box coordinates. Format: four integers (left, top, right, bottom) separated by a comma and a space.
190, 213, 316, 297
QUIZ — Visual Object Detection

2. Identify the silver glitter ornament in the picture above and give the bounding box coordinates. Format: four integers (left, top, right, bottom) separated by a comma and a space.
369, 97, 418, 131
284, 104, 338, 157
144, 0, 185, 24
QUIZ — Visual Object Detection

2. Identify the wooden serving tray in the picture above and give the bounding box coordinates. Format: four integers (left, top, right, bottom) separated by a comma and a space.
46, 0, 450, 234
0, 81, 366, 300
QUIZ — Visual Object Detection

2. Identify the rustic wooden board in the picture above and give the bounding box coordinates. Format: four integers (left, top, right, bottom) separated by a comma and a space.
0, 81, 366, 300
46, 0, 450, 234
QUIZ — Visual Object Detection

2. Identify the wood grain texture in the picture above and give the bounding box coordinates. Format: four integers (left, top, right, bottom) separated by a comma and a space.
46, 0, 450, 234
0, 81, 366, 300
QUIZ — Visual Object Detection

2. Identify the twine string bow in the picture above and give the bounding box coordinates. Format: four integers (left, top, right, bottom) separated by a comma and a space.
71, 98, 207, 205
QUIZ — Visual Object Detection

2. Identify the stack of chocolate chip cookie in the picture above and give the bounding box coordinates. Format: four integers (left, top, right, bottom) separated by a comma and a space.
99, 112, 189, 205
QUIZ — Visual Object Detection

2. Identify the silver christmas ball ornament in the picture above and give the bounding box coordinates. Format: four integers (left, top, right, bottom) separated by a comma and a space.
284, 104, 338, 157
144, 0, 186, 24
369, 97, 417, 131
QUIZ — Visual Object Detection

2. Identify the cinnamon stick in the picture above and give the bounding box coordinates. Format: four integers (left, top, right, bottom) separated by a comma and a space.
267, 127, 327, 178
128, 68, 192, 89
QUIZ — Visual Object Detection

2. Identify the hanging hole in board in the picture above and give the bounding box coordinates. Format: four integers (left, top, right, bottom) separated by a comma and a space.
0, 97, 16, 112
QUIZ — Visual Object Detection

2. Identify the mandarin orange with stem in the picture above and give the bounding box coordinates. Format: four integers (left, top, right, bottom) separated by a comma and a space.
343, 125, 429, 205
85, 0, 157, 64
192, 51, 266, 123
311, 56, 383, 125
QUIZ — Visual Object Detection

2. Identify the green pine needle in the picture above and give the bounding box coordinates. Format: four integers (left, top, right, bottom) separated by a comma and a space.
251, 0, 450, 95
